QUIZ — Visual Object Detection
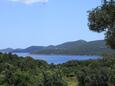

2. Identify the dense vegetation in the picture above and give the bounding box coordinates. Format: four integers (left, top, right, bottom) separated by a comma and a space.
33, 40, 115, 55
1, 40, 115, 55
1, 1, 115, 86
64, 55, 115, 86
88, 0, 115, 49
0, 53, 115, 86
0, 53, 67, 86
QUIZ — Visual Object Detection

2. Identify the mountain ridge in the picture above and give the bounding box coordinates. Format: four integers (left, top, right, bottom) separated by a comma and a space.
0, 40, 115, 55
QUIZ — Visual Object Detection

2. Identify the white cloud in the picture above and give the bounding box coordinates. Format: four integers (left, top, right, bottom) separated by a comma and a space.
9, 0, 48, 4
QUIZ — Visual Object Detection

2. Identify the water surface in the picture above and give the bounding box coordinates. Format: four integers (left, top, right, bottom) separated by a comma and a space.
14, 53, 100, 64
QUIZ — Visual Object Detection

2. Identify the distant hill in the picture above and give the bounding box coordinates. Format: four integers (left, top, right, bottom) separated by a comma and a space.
33, 40, 115, 55
0, 40, 115, 55
0, 48, 14, 53
13, 46, 45, 53
0, 46, 45, 53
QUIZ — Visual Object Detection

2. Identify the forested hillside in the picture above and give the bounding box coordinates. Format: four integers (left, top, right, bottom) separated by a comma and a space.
0, 53, 67, 86
33, 40, 115, 55
0, 53, 115, 86
1, 40, 115, 55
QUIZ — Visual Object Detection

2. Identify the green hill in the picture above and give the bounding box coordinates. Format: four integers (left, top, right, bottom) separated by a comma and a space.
1, 40, 115, 55
33, 40, 115, 55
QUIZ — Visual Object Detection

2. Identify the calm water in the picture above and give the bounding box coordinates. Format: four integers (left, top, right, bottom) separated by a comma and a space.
14, 53, 100, 64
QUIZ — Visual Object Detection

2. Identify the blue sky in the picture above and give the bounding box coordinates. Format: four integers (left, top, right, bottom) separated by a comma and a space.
0, 0, 104, 49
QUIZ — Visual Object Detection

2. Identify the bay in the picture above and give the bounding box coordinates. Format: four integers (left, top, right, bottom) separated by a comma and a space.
13, 53, 100, 64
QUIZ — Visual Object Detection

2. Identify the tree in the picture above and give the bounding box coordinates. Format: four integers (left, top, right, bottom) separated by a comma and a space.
88, 0, 115, 49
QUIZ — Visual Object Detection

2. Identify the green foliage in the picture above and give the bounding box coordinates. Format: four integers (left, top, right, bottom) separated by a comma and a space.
0, 53, 115, 86
1, 40, 115, 55
76, 57, 115, 86
88, 0, 115, 49
0, 53, 67, 86
61, 56, 115, 86
33, 40, 115, 55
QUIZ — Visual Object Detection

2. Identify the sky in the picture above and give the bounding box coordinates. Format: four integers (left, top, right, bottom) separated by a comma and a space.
0, 0, 104, 49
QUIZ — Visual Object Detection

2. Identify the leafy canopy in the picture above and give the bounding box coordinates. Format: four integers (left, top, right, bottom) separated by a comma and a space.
88, 0, 115, 49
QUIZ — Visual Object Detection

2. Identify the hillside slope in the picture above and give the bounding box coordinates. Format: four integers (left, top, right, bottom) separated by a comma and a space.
33, 40, 115, 55
0, 40, 115, 55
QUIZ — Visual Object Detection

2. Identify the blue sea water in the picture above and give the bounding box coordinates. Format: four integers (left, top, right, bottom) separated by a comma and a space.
14, 53, 100, 64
